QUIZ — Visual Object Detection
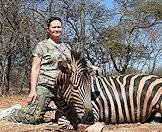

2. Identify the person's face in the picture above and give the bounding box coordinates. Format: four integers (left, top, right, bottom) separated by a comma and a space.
47, 20, 62, 38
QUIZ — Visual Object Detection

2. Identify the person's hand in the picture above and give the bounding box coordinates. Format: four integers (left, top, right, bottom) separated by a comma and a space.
84, 122, 105, 132
20, 99, 28, 107
27, 90, 37, 104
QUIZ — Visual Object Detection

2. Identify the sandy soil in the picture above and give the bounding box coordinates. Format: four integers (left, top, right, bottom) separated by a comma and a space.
0, 95, 162, 132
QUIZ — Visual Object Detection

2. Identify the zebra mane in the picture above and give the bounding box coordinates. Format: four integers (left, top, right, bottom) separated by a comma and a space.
70, 50, 87, 69
70, 51, 98, 76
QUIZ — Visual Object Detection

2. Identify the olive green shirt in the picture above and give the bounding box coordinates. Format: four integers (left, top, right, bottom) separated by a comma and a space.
33, 38, 71, 88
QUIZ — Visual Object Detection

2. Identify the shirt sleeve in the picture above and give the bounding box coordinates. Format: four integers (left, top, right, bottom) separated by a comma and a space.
65, 43, 72, 60
32, 42, 43, 58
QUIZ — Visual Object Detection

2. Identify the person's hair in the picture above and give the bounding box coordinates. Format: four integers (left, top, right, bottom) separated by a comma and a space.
46, 16, 62, 28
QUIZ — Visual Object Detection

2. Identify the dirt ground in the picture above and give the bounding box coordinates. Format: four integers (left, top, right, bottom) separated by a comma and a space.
0, 95, 162, 132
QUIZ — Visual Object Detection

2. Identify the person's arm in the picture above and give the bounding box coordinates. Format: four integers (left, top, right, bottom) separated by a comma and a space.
27, 56, 41, 104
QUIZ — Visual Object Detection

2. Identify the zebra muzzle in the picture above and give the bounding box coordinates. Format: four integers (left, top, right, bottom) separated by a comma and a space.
82, 110, 94, 124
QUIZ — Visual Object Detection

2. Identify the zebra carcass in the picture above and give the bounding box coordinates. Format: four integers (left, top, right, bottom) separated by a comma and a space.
57, 51, 162, 128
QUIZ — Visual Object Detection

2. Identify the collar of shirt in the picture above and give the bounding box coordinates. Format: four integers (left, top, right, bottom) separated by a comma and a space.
48, 38, 61, 46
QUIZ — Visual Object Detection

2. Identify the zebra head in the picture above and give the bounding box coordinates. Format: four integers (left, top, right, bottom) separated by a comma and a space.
58, 51, 94, 124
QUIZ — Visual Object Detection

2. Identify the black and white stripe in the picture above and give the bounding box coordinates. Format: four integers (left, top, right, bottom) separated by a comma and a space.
90, 74, 162, 124
57, 51, 162, 126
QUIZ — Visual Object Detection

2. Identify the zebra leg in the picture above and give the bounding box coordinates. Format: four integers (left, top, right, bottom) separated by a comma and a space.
160, 100, 162, 113
151, 100, 162, 123
58, 116, 74, 130
155, 99, 162, 122
159, 100, 162, 122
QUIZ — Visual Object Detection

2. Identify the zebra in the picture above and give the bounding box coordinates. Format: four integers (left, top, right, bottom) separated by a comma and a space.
55, 56, 94, 130
57, 51, 162, 127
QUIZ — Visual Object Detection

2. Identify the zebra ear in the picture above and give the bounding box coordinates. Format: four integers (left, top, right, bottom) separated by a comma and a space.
71, 50, 82, 61
58, 61, 71, 74
87, 65, 99, 75
91, 91, 100, 101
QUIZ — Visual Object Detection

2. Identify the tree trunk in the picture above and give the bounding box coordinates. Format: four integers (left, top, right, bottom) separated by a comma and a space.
80, 0, 86, 57
5, 53, 12, 95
